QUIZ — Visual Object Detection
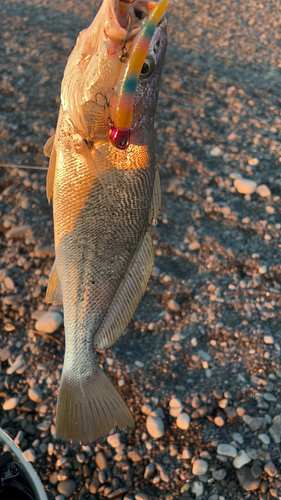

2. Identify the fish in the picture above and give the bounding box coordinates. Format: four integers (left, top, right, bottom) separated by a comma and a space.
44, 0, 170, 444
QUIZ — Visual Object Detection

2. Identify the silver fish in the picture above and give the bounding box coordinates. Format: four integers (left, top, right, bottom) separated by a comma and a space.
44, 0, 168, 444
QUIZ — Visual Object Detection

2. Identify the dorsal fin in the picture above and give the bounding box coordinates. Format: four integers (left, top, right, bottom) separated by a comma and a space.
46, 261, 63, 305
44, 134, 55, 157
46, 145, 57, 203
94, 230, 154, 350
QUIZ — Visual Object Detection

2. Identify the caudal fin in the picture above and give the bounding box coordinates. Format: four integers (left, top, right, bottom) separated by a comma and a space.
55, 364, 134, 444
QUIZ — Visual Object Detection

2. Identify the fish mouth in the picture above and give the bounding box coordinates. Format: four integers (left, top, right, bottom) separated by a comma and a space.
105, 0, 163, 43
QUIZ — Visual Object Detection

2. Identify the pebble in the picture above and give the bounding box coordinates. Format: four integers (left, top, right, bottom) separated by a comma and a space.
3, 397, 19, 411
35, 311, 63, 333
3, 294, 22, 305
256, 184, 271, 197
135, 494, 149, 500
176, 412, 190, 430
128, 450, 142, 462
6, 354, 24, 374
96, 451, 107, 470
23, 449, 36, 462
263, 392, 277, 402
217, 444, 237, 458
146, 415, 165, 439
57, 479, 77, 498
210, 146, 222, 157
248, 157, 259, 166
169, 397, 183, 417
191, 480, 204, 497
141, 404, 152, 415
243, 415, 265, 431
5, 225, 32, 239
0, 348, 10, 362
214, 416, 225, 427
28, 386, 43, 403
107, 433, 121, 448
263, 461, 277, 477
269, 415, 281, 443
233, 450, 251, 469
156, 463, 169, 482
264, 335, 274, 344
236, 466, 261, 491
258, 433, 271, 445
212, 468, 227, 481
234, 178, 257, 195
189, 241, 200, 251
89, 477, 100, 494
251, 464, 263, 478
144, 463, 155, 479
167, 299, 181, 313
182, 448, 192, 459
192, 459, 208, 476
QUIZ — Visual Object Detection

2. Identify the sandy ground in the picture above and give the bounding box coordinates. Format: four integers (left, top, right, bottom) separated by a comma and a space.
1, 0, 281, 499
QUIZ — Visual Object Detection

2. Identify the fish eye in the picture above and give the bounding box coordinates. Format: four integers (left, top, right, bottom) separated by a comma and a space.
139, 56, 155, 80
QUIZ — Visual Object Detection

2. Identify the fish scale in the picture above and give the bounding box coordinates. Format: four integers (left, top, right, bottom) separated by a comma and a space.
45, 0, 169, 443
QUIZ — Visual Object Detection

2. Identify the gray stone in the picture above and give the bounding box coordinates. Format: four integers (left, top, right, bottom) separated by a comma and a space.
217, 444, 237, 458
251, 464, 263, 478
233, 450, 251, 469
236, 466, 261, 491
258, 434, 270, 445
57, 479, 77, 498
212, 468, 227, 481
191, 480, 204, 497
0, 348, 10, 362
263, 393, 277, 402
28, 386, 43, 403
192, 459, 208, 476
144, 463, 155, 479
35, 311, 63, 333
243, 414, 265, 431
269, 415, 281, 443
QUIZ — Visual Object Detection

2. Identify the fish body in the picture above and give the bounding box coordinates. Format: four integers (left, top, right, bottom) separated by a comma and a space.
46, 0, 168, 444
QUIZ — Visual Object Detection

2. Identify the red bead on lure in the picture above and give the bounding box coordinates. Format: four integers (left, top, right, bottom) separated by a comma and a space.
109, 0, 171, 149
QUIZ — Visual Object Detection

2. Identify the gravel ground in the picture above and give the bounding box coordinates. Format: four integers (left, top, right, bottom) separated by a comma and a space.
1, 0, 281, 499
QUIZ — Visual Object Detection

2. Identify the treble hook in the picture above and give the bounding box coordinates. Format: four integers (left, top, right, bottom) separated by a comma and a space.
119, 12, 133, 62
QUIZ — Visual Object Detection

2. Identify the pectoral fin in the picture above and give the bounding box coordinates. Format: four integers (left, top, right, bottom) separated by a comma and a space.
44, 134, 55, 157
94, 230, 154, 350
148, 166, 162, 225
44, 135, 57, 203
46, 261, 63, 305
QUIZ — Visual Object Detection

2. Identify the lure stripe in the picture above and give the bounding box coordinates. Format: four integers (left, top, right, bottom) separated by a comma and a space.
114, 0, 171, 130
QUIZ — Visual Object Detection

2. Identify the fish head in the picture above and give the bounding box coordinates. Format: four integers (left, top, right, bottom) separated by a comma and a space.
60, 0, 168, 148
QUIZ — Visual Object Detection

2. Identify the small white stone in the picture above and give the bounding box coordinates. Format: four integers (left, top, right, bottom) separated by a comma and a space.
182, 448, 192, 459
248, 158, 259, 166
176, 412, 190, 430
189, 241, 201, 251
135, 360, 144, 368
210, 146, 222, 157
264, 335, 274, 345
192, 459, 208, 476
167, 299, 181, 313
170, 406, 183, 417
256, 184, 271, 197
234, 178, 257, 195
258, 433, 270, 445
169, 397, 182, 408
35, 311, 63, 333
146, 415, 165, 439
107, 433, 121, 448
141, 404, 152, 415
217, 444, 237, 458
5, 225, 32, 239
23, 449, 36, 462
6, 355, 24, 375
233, 450, 251, 469
192, 480, 204, 497
259, 265, 267, 274
3, 397, 19, 411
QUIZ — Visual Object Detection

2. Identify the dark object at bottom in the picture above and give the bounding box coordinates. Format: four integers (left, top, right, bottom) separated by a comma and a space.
0, 450, 55, 500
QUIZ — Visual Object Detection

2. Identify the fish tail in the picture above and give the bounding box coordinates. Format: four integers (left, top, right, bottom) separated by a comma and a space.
55, 362, 134, 444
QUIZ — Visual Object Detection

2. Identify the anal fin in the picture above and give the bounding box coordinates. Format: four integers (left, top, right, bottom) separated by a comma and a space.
46, 261, 63, 305
94, 230, 154, 350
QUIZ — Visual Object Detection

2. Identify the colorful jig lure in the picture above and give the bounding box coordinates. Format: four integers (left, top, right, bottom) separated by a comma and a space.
109, 0, 171, 149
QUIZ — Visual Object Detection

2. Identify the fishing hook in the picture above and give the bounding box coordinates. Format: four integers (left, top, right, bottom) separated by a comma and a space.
119, 11, 132, 62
